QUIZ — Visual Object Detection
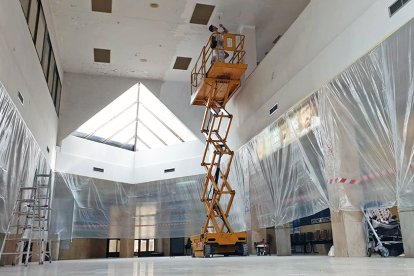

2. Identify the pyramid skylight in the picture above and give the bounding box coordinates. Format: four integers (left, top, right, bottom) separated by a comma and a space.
73, 83, 197, 151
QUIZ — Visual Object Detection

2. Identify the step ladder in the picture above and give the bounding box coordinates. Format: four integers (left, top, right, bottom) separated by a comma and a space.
0, 169, 53, 265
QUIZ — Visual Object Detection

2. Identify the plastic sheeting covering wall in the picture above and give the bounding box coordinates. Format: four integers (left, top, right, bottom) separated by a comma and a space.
0, 82, 48, 233
226, 17, 414, 230
227, 94, 328, 231
52, 18, 414, 239
51, 173, 205, 240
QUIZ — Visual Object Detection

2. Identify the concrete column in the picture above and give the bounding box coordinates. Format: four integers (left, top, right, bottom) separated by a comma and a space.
399, 208, 414, 257
330, 210, 366, 257
162, 238, 170, 256
119, 239, 134, 258
238, 25, 257, 79
275, 224, 291, 256
51, 241, 60, 261
325, 112, 366, 257
155, 238, 163, 253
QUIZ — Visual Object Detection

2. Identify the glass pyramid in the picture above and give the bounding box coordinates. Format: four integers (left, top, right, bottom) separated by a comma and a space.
73, 83, 197, 151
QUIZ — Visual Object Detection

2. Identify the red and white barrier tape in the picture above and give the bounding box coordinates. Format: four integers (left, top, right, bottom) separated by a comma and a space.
328, 166, 414, 185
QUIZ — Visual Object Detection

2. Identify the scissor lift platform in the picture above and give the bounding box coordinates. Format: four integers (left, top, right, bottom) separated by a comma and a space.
191, 62, 248, 106
189, 33, 249, 258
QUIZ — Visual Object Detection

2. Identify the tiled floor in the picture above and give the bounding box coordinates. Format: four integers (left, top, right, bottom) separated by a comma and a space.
1, 255, 414, 276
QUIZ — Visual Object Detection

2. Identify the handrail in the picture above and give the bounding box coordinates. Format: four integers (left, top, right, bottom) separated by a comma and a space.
191, 33, 246, 97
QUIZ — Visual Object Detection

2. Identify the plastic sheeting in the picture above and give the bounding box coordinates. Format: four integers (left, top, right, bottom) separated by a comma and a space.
226, 17, 414, 229
320, 18, 414, 212
0, 82, 48, 233
227, 94, 328, 230
51, 173, 206, 240
51, 18, 414, 238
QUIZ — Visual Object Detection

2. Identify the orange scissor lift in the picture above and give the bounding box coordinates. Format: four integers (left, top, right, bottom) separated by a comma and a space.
190, 33, 248, 257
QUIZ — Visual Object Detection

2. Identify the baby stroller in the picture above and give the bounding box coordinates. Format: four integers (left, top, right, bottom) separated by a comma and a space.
254, 239, 271, 256
363, 205, 404, 257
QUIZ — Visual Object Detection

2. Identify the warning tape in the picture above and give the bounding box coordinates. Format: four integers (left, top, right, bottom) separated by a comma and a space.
328, 166, 414, 185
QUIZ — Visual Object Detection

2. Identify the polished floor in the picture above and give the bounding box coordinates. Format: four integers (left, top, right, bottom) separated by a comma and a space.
1, 256, 414, 276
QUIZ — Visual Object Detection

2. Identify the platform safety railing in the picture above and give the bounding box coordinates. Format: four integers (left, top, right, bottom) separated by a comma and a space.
191, 33, 246, 97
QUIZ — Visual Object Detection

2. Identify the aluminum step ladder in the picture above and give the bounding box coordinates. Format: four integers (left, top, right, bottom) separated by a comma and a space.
0, 169, 53, 265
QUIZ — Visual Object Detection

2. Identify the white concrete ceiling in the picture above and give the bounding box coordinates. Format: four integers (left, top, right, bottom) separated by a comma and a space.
48, 0, 309, 82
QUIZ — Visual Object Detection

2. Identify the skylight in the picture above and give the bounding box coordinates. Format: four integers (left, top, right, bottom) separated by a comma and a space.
73, 83, 197, 151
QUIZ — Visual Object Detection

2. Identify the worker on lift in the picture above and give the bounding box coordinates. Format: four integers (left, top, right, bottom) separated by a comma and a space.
209, 24, 229, 62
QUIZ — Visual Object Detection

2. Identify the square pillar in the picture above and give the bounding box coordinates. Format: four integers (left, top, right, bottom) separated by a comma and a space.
275, 224, 291, 256
399, 208, 414, 257
331, 210, 366, 257
162, 238, 170, 256
119, 239, 134, 258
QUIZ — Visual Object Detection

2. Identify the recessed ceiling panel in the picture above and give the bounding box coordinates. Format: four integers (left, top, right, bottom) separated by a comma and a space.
50, 0, 311, 81
190, 3, 215, 25
94, 48, 111, 63
92, 0, 112, 13
173, 57, 192, 70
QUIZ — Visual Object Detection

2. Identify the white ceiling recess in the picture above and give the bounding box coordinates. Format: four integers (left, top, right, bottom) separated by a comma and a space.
47, 0, 310, 82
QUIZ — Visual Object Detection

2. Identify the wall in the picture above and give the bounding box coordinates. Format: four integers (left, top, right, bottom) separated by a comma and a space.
132, 139, 205, 183
56, 136, 135, 183
56, 136, 205, 183
59, 239, 107, 260
0, 0, 62, 165
255, 0, 310, 62
228, 0, 414, 149
56, 72, 206, 183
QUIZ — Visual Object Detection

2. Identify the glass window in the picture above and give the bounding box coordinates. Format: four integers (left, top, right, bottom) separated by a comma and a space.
134, 240, 139, 253
140, 84, 196, 142
35, 9, 46, 59
94, 104, 137, 140
137, 120, 165, 149
20, 0, 31, 19
55, 80, 62, 115
110, 123, 136, 145
148, 239, 155, 251
47, 52, 55, 93
52, 70, 58, 102
139, 104, 182, 145
19, 0, 61, 115
108, 239, 120, 253
42, 32, 51, 77
73, 83, 197, 151
28, 0, 38, 40
136, 139, 150, 151
140, 240, 147, 252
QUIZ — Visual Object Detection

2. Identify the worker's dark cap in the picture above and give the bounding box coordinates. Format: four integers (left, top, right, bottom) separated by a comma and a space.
209, 25, 215, 32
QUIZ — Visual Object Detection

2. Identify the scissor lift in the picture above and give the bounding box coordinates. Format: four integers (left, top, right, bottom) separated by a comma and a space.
190, 33, 248, 257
